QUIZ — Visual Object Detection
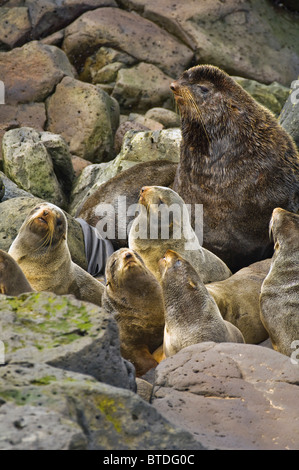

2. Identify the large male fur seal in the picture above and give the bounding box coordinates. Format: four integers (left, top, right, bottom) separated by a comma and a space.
206, 259, 271, 344
260, 208, 299, 357
129, 185, 231, 283
171, 65, 299, 272
8, 203, 104, 306
103, 248, 165, 376
77, 160, 178, 249
0, 249, 33, 296
159, 250, 244, 358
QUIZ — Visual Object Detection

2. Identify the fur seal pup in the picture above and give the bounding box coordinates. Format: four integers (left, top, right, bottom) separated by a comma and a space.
0, 249, 34, 296
129, 185, 231, 283
103, 248, 165, 377
159, 250, 244, 358
77, 160, 178, 250
8, 203, 104, 306
260, 208, 299, 357
206, 259, 271, 344
171, 65, 299, 272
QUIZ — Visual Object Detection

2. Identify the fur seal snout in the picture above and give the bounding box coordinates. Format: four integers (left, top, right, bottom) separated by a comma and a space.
103, 248, 165, 377
8, 202, 104, 306
159, 250, 244, 358
260, 208, 299, 357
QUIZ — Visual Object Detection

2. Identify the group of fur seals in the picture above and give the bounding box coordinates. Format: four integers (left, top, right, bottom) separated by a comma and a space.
260, 208, 299, 357
103, 248, 165, 377
171, 65, 299, 272
159, 250, 244, 357
8, 202, 104, 306
129, 185, 232, 283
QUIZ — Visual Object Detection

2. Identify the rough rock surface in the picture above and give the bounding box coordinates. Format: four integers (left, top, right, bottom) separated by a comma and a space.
152, 342, 299, 450
0, 362, 204, 450
2, 128, 74, 208
0, 291, 134, 390
62, 7, 193, 77
279, 80, 299, 149
0, 41, 75, 105
46, 76, 120, 162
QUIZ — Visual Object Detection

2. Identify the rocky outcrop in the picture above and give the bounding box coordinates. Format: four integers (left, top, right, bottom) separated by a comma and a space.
152, 342, 299, 450
279, 79, 299, 149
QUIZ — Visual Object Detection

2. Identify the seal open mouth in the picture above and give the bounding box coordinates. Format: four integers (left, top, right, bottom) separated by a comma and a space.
37, 216, 48, 225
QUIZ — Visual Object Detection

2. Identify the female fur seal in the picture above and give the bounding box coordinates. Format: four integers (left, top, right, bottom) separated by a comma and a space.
206, 258, 271, 344
0, 249, 33, 296
8, 203, 104, 306
260, 208, 299, 357
159, 250, 244, 358
171, 65, 299, 272
103, 248, 165, 376
129, 185, 231, 283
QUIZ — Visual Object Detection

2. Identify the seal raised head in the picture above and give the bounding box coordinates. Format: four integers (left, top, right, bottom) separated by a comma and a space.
0, 249, 33, 296
103, 248, 165, 376
260, 208, 299, 357
8, 202, 104, 306
171, 64, 299, 272
129, 185, 231, 283
159, 250, 244, 358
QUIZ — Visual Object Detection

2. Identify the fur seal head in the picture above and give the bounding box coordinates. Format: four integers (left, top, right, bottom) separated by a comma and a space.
159, 249, 244, 357
269, 207, 299, 252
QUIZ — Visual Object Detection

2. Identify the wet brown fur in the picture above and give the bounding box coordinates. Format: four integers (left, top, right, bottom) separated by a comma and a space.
171, 65, 299, 272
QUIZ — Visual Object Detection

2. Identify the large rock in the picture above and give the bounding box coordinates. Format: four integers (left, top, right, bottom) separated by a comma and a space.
0, 197, 87, 270
152, 342, 299, 450
0, 103, 46, 162
279, 79, 299, 149
46, 76, 120, 162
111, 62, 174, 113
0, 7, 31, 51
0, 291, 134, 390
0, 362, 204, 450
118, 0, 299, 86
62, 7, 193, 77
2, 128, 74, 208
0, 41, 75, 105
69, 128, 181, 215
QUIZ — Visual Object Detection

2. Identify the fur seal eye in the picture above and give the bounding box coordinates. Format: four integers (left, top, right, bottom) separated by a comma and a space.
197, 85, 209, 93
158, 198, 164, 206
174, 260, 182, 268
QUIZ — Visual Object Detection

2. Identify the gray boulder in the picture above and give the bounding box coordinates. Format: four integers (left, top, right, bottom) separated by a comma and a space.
46, 76, 120, 162
0, 40, 75, 105
0, 361, 204, 450
112, 62, 174, 113
0, 7, 31, 51
2, 128, 74, 209
62, 7, 193, 77
0, 291, 134, 390
279, 79, 299, 149
152, 342, 299, 450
